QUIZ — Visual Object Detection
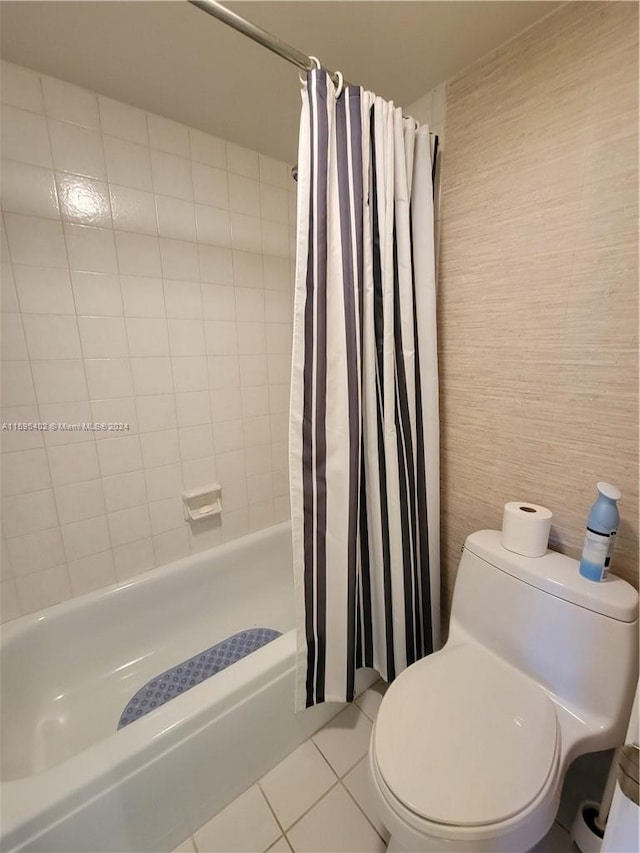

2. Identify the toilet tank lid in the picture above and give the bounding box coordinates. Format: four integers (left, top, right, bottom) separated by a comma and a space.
464, 531, 639, 623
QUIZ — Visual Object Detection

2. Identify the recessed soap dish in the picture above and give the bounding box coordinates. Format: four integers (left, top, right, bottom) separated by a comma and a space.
182, 483, 222, 522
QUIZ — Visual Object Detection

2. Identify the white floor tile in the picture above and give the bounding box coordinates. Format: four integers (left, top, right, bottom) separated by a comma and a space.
172, 838, 195, 852
266, 838, 292, 852
260, 740, 338, 829
343, 756, 390, 842
312, 703, 373, 777
530, 821, 575, 853
287, 784, 386, 853
194, 785, 281, 853
354, 681, 388, 723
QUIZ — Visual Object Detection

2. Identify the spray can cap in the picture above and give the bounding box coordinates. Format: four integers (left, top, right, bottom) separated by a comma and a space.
597, 481, 622, 501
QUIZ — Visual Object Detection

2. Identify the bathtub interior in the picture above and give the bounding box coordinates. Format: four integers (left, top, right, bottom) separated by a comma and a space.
0, 525, 295, 783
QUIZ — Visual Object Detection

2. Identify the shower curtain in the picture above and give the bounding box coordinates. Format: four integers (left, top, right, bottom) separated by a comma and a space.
290, 69, 440, 709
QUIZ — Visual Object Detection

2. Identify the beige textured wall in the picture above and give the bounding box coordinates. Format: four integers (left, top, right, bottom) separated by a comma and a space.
438, 0, 639, 609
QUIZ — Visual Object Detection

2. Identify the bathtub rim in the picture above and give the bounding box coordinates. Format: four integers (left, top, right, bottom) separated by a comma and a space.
0, 520, 292, 644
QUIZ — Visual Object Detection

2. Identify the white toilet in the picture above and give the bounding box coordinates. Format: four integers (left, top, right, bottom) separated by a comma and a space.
369, 530, 639, 853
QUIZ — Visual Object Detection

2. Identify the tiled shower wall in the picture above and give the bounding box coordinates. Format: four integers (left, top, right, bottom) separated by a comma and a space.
0, 61, 295, 621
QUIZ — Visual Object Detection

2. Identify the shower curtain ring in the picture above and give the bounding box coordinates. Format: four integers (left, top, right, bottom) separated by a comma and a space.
299, 55, 322, 85
333, 70, 344, 99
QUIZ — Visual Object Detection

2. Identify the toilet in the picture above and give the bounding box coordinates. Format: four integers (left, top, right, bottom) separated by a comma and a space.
369, 529, 639, 853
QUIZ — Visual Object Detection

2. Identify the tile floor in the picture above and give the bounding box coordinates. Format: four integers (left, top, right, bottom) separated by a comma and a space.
173, 681, 575, 853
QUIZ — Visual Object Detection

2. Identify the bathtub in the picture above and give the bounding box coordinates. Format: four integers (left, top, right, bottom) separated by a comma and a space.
0, 522, 375, 852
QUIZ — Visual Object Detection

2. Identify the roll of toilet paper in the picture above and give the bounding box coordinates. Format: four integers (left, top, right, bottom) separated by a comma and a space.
501, 502, 552, 557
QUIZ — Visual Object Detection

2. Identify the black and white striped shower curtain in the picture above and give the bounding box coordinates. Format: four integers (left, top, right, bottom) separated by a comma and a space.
290, 70, 440, 709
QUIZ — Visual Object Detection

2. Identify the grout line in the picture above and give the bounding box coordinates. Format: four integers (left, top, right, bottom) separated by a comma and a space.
339, 778, 388, 846
257, 780, 286, 837
282, 778, 341, 836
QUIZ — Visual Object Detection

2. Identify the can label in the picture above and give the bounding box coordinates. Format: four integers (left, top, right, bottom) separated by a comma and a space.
582, 529, 610, 574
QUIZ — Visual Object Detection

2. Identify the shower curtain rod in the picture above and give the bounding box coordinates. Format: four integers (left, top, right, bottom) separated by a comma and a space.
189, 0, 437, 142
188, 0, 342, 87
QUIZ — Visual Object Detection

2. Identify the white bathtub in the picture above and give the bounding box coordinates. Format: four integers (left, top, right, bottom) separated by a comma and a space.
1, 522, 372, 852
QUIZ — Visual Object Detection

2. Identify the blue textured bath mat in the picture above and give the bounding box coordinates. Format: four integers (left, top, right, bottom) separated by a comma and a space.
118, 627, 281, 730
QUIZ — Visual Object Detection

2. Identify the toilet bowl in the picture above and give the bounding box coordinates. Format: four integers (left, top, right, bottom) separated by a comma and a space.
369, 530, 639, 853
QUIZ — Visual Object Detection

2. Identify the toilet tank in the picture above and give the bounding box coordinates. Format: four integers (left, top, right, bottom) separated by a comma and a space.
450, 530, 638, 738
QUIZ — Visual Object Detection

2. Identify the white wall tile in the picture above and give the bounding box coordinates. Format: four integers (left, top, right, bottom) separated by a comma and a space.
4, 213, 67, 267
1, 106, 52, 168
263, 256, 291, 291
136, 394, 177, 432
61, 515, 110, 561
233, 251, 263, 289
148, 114, 189, 157
159, 237, 199, 281
168, 319, 206, 357
226, 144, 260, 179
41, 76, 99, 128
195, 205, 231, 247
1, 448, 50, 495
1, 579, 22, 621
67, 549, 116, 595
120, 275, 165, 317
153, 527, 189, 565
1, 361, 36, 406
96, 434, 142, 476
103, 470, 147, 513
1, 160, 60, 219
199, 245, 233, 285
84, 358, 133, 399
230, 213, 262, 254
229, 174, 261, 217
2, 489, 58, 537
213, 419, 244, 454
109, 185, 157, 234
1, 313, 27, 361
15, 564, 72, 614
164, 280, 202, 318
210, 387, 242, 422
239, 354, 268, 387
171, 356, 208, 392
150, 150, 193, 200
1, 61, 43, 113
156, 195, 197, 242
6, 528, 65, 578
148, 497, 183, 535
55, 479, 106, 524
49, 120, 106, 180
57, 174, 111, 227
130, 357, 173, 395
202, 284, 236, 321
31, 360, 87, 403
104, 136, 153, 190
144, 462, 182, 502
192, 162, 229, 208
64, 224, 118, 273
71, 271, 122, 316
79, 316, 128, 358
126, 318, 169, 357
237, 322, 266, 355
235, 287, 264, 321
113, 537, 154, 580
260, 184, 289, 224
178, 424, 214, 460
108, 504, 151, 546
47, 441, 100, 486
189, 129, 226, 169
205, 321, 237, 355
140, 429, 180, 468
176, 391, 210, 427
39, 400, 94, 445
259, 154, 290, 189
115, 231, 162, 276
98, 96, 148, 145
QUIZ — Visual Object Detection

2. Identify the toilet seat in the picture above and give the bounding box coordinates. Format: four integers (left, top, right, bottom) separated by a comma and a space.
373, 643, 559, 829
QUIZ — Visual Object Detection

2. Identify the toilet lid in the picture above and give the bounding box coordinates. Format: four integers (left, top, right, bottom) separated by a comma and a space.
374, 644, 558, 827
